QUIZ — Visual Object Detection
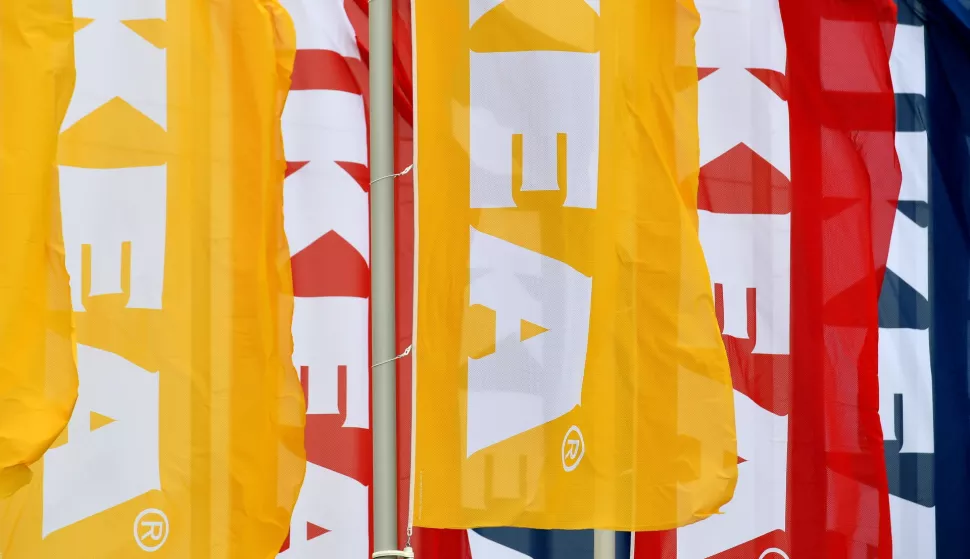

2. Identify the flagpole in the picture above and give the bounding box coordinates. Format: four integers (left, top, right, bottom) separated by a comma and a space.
594, 530, 616, 559
370, 0, 399, 554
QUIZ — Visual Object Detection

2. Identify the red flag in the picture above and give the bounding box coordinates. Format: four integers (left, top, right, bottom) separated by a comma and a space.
635, 1, 900, 558
783, 1, 899, 556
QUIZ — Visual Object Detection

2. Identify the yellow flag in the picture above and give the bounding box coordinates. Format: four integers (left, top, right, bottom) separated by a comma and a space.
0, 0, 78, 498
413, 0, 738, 530
0, 1, 305, 557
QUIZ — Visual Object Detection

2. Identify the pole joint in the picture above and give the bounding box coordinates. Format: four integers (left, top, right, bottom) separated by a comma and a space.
373, 548, 415, 559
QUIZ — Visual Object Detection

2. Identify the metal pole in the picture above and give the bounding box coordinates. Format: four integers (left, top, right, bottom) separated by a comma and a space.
594, 530, 616, 559
370, 0, 398, 553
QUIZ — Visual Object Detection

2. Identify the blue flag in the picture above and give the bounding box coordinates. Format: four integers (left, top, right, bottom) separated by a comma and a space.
925, 1, 970, 556
890, 1, 970, 557
469, 530, 631, 559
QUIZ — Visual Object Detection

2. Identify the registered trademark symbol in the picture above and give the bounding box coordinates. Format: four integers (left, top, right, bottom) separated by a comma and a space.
759, 548, 790, 559
134, 508, 169, 552
561, 425, 585, 472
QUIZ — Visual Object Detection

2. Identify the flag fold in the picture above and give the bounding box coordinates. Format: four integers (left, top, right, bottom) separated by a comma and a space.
0, 0, 79, 498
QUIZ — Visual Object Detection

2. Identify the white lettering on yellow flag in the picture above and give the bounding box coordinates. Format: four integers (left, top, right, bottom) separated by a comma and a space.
413, 0, 739, 531
0, 1, 306, 557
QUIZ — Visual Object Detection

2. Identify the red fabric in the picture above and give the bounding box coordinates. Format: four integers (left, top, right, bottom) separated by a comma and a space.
713, 284, 793, 417
698, 144, 792, 216
291, 49, 363, 93
780, 1, 899, 557
633, 530, 677, 559
291, 232, 370, 298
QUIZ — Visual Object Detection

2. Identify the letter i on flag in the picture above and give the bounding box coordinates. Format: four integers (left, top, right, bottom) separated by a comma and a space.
0, 1, 305, 557
412, 0, 738, 530
0, 0, 79, 497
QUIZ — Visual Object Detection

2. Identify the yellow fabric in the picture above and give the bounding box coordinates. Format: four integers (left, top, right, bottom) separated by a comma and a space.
0, 0, 79, 498
413, 0, 738, 530
0, 1, 305, 557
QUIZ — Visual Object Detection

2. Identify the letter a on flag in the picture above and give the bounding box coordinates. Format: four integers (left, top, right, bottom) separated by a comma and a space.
412, 0, 739, 530
0, 0, 79, 497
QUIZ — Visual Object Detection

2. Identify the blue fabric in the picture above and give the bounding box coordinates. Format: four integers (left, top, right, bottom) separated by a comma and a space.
472, 529, 631, 559
918, 0, 970, 556
942, 0, 970, 27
